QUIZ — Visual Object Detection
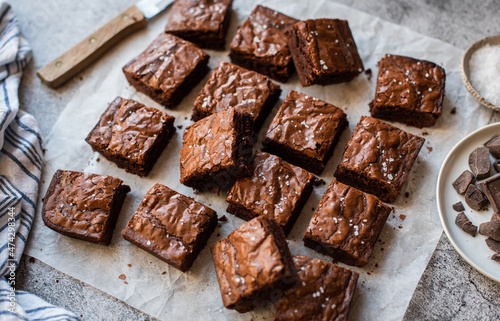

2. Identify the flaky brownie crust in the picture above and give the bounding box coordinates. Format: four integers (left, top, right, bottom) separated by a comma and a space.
85, 97, 175, 177
274, 255, 358, 321
370, 54, 446, 128
226, 151, 315, 235
211, 216, 297, 313
165, 0, 233, 50
192, 61, 281, 130
288, 19, 364, 86
334, 116, 424, 203
180, 108, 253, 191
262, 90, 347, 174
229, 5, 298, 82
304, 180, 391, 266
42, 170, 130, 245
121, 183, 217, 272
122, 33, 209, 108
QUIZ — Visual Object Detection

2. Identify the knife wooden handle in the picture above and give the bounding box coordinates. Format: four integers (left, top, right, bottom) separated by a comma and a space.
37, 5, 147, 89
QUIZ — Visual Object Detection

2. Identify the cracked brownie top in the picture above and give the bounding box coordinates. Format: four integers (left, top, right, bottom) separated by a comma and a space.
122, 183, 217, 264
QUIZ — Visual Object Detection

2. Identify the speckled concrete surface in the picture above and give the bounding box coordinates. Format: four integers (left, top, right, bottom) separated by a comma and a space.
9, 0, 500, 320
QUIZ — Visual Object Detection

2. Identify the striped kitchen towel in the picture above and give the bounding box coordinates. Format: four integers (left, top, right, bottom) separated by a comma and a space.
0, 3, 78, 320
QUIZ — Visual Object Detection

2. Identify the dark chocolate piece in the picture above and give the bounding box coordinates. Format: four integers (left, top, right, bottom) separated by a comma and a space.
303, 180, 391, 266
179, 108, 254, 192
484, 134, 500, 158
41, 170, 130, 245
479, 213, 500, 241
165, 0, 233, 50
465, 184, 489, 211
226, 151, 316, 236
121, 183, 217, 272
262, 90, 348, 175
452, 170, 476, 195
494, 160, 500, 173
334, 116, 425, 203
485, 238, 500, 252
229, 5, 298, 82
211, 216, 297, 313
288, 19, 364, 86
469, 147, 491, 180
477, 173, 500, 213
192, 61, 281, 130
455, 212, 477, 237
492, 253, 500, 262
85, 97, 176, 177
369, 54, 446, 128
122, 33, 210, 109
452, 201, 465, 212
274, 255, 358, 321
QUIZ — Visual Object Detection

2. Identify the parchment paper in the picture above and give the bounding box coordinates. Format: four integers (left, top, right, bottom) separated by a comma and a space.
25, 0, 492, 320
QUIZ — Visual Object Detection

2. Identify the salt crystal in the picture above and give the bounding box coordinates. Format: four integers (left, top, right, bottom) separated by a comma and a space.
469, 44, 500, 106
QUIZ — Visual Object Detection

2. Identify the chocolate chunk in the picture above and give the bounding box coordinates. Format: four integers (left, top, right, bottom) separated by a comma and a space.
494, 160, 500, 173
465, 184, 489, 211
484, 135, 500, 158
469, 147, 491, 180
492, 253, 500, 262
477, 173, 500, 212
455, 212, 477, 237
485, 238, 500, 252
479, 213, 500, 241
452, 201, 465, 212
452, 170, 475, 195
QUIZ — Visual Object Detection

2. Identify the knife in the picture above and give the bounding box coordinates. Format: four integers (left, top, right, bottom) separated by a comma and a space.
37, 0, 174, 89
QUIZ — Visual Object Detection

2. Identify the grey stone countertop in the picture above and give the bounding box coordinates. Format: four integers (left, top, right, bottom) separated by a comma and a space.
10, 0, 500, 320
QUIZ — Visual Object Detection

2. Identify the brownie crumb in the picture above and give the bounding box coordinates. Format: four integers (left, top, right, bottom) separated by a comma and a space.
177, 125, 183, 129
314, 178, 326, 186
56, 280, 59, 283
217, 233, 220, 237
364, 68, 372, 81
311, 207, 315, 211
421, 131, 429, 136
96, 157, 100, 162
127, 264, 132, 268
375, 263, 379, 268
450, 107, 457, 114
28, 257, 36, 263
43, 148, 47, 154
124, 281, 129, 285
427, 146, 433, 153
399, 214, 407, 221
184, 117, 188, 120
162, 271, 167, 275
398, 225, 403, 229
218, 215, 227, 222
118, 274, 126, 280
405, 192, 410, 198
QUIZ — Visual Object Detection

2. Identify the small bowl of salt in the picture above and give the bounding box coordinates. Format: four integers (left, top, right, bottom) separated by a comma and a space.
461, 35, 500, 111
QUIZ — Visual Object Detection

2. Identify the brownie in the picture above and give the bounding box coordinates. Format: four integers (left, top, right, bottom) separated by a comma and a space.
288, 19, 364, 86
122, 33, 209, 108
165, 0, 233, 50
262, 90, 347, 174
180, 108, 254, 191
211, 216, 297, 313
121, 183, 217, 272
85, 97, 175, 177
229, 5, 298, 82
303, 180, 391, 266
369, 54, 446, 128
41, 170, 130, 245
334, 116, 425, 203
274, 255, 358, 321
192, 61, 281, 130
226, 151, 315, 236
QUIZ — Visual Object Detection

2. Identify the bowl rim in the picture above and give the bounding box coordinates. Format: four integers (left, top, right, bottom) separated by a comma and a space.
460, 35, 500, 111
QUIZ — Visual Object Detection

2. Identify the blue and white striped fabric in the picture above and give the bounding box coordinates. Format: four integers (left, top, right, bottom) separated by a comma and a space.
0, 3, 78, 321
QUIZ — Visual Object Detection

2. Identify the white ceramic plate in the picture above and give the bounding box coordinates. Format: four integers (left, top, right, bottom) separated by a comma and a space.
437, 123, 500, 282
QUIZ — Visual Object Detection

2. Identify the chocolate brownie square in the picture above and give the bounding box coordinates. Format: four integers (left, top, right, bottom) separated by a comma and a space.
288, 19, 364, 86
180, 108, 253, 191
192, 61, 281, 130
274, 255, 358, 321
85, 97, 175, 177
226, 151, 315, 235
229, 5, 298, 82
262, 90, 347, 174
369, 54, 446, 128
122, 33, 209, 108
303, 180, 391, 266
211, 216, 297, 313
121, 183, 217, 272
165, 0, 233, 50
41, 170, 130, 245
334, 116, 425, 203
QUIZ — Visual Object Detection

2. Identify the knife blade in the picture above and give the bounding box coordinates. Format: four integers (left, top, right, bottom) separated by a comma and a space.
37, 0, 174, 89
